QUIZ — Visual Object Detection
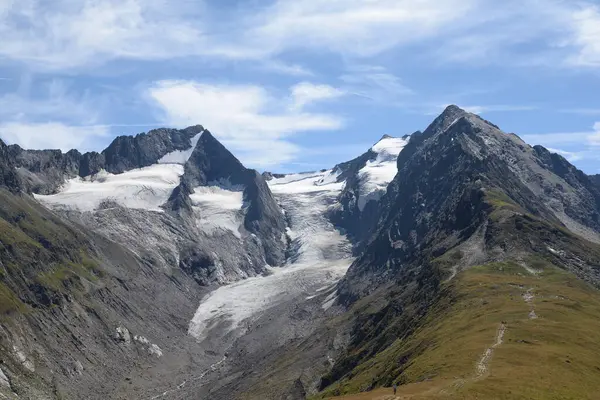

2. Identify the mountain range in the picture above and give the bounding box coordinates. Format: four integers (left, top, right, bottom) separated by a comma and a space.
0, 105, 600, 399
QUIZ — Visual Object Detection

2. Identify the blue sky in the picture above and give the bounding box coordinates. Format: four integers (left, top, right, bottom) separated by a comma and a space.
0, 0, 599, 174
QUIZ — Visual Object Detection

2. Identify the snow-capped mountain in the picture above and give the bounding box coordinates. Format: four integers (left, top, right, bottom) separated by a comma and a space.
3, 106, 600, 400
322, 134, 412, 245
11, 128, 287, 285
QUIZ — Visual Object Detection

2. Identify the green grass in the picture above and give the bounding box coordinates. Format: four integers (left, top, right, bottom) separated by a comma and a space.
0, 283, 27, 314
317, 259, 600, 400
0, 189, 106, 313
36, 259, 101, 292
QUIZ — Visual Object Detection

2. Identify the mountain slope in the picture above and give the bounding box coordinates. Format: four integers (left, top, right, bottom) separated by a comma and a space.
22, 127, 286, 285
319, 260, 600, 399
312, 106, 600, 399
2, 108, 600, 400
328, 135, 411, 246
168, 130, 286, 267
0, 128, 289, 399
0, 158, 210, 399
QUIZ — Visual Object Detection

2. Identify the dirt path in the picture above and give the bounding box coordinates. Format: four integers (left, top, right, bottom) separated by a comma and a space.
523, 289, 538, 319
149, 356, 227, 400
475, 323, 506, 379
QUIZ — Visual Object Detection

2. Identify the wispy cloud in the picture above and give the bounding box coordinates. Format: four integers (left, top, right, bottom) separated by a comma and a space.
0, 77, 115, 151
460, 104, 539, 114
522, 122, 600, 163
340, 65, 413, 103
0, 79, 103, 124
259, 61, 315, 77
289, 82, 346, 111
146, 80, 345, 167
590, 122, 600, 146
0, 122, 110, 152
566, 5, 600, 67
561, 108, 600, 116
521, 131, 593, 146
1, 0, 598, 71
547, 148, 586, 162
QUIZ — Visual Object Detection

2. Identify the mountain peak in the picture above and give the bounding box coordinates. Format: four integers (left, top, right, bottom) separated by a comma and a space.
443, 104, 466, 114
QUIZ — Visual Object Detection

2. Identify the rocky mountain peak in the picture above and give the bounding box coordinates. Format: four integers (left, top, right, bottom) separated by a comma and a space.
0, 139, 22, 193
101, 125, 205, 174
182, 129, 247, 188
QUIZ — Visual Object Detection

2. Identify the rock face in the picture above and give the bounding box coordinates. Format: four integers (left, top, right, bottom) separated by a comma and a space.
6, 126, 204, 194
0, 139, 22, 192
168, 131, 286, 267
328, 134, 412, 247
0, 368, 10, 388
341, 105, 600, 301
11, 126, 286, 286
102, 126, 204, 174
312, 106, 600, 392
0, 184, 211, 399
590, 174, 600, 190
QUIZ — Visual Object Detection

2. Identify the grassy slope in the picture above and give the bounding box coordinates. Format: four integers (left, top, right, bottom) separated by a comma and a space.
0, 189, 104, 315
312, 189, 600, 400
316, 259, 600, 400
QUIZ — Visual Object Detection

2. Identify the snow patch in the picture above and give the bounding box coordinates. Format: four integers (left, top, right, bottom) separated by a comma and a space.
322, 290, 338, 310
190, 185, 245, 238
189, 185, 244, 210
357, 136, 409, 211
158, 131, 204, 164
189, 171, 353, 341
269, 170, 345, 195
36, 164, 184, 212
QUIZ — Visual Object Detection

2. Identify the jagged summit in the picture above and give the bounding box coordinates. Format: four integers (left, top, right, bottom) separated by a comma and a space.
182, 129, 247, 188
0, 138, 22, 193
0, 102, 600, 399
4, 125, 208, 194
101, 125, 205, 173
343, 104, 600, 301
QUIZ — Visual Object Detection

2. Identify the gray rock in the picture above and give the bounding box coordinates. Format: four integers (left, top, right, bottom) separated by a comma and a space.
0, 139, 22, 193
101, 125, 204, 174
168, 130, 286, 268
6, 125, 204, 194
74, 361, 84, 376
0, 368, 10, 389
115, 326, 131, 345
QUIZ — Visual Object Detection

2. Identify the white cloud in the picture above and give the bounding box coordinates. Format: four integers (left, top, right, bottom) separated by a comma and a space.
590, 122, 600, 146
247, 0, 477, 58
1, 0, 597, 71
340, 66, 413, 103
290, 82, 345, 110
560, 108, 600, 116
146, 80, 345, 167
567, 6, 600, 67
0, 122, 109, 151
460, 104, 538, 114
0, 0, 206, 69
0, 79, 101, 124
521, 122, 600, 164
547, 148, 585, 162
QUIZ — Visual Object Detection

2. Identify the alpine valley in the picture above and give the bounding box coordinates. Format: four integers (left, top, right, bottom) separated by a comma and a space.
1, 106, 600, 400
